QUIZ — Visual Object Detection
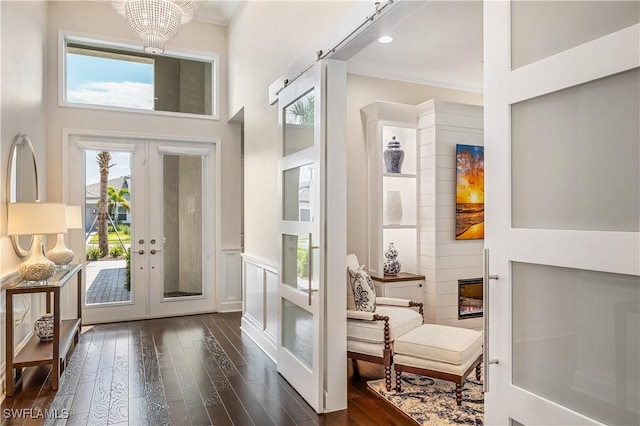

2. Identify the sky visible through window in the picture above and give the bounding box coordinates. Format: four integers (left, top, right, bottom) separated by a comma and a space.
67, 53, 154, 110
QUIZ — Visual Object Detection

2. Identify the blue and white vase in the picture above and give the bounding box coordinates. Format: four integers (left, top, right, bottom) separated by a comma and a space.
383, 136, 405, 174
34, 314, 54, 341
383, 243, 401, 275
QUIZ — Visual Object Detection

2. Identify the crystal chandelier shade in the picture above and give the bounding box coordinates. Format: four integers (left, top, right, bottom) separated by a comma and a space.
111, 0, 199, 54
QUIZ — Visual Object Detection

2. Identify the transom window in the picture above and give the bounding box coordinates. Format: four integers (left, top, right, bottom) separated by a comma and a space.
62, 35, 218, 119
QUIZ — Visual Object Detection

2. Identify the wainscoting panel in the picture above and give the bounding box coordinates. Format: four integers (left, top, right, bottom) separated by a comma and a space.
240, 255, 278, 361
218, 249, 242, 312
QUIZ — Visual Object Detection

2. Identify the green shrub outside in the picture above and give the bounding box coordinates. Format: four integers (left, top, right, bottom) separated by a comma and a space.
110, 246, 125, 257
86, 247, 102, 260
125, 248, 131, 291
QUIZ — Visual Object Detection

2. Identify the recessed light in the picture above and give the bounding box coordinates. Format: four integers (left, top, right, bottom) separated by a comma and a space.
378, 36, 393, 44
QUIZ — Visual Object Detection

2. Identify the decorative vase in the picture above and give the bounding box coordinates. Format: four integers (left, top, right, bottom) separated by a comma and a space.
34, 313, 54, 341
383, 243, 401, 275
46, 233, 74, 268
18, 235, 56, 283
385, 190, 403, 225
383, 136, 405, 174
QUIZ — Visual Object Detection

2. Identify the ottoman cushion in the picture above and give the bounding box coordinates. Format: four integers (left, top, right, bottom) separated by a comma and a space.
394, 324, 482, 365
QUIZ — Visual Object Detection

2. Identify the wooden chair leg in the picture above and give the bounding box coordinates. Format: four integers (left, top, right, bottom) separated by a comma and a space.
455, 382, 463, 406
395, 369, 402, 392
385, 365, 392, 391
476, 363, 481, 381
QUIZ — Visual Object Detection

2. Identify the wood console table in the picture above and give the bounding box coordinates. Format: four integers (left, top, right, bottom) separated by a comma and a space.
5, 264, 82, 396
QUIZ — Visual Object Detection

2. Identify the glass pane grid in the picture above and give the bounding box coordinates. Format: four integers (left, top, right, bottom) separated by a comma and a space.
512, 262, 639, 425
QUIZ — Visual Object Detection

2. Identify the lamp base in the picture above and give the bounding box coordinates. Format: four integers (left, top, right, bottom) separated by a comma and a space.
19, 259, 56, 283
46, 233, 75, 267
19, 234, 56, 283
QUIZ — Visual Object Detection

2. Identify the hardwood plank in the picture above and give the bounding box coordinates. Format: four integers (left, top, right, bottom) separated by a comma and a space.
144, 381, 170, 426
107, 329, 129, 425
167, 400, 190, 426
127, 328, 145, 399
139, 326, 160, 384
128, 397, 149, 426
97, 329, 116, 370
174, 348, 212, 425
87, 368, 112, 426
68, 381, 95, 416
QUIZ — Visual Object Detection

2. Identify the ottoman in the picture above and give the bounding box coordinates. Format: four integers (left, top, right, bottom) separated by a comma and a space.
393, 324, 483, 406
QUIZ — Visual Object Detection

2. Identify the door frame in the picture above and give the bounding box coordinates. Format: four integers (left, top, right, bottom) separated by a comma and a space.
61, 128, 221, 324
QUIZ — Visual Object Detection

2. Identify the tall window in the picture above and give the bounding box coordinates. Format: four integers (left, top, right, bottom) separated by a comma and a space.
63, 36, 217, 118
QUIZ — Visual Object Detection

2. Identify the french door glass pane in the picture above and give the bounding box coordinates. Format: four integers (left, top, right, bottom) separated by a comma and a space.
163, 154, 203, 298
84, 150, 132, 305
511, 1, 640, 69
511, 68, 639, 231
283, 164, 313, 222
282, 299, 313, 369
282, 233, 310, 290
512, 262, 640, 426
283, 90, 315, 156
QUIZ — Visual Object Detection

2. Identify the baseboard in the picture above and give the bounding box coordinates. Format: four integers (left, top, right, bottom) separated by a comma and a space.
218, 300, 242, 313
241, 314, 277, 363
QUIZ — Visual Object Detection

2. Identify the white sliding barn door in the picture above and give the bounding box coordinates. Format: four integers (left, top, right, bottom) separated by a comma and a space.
484, 1, 639, 425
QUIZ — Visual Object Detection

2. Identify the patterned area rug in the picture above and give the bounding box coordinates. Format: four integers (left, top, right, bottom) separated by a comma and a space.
367, 373, 484, 425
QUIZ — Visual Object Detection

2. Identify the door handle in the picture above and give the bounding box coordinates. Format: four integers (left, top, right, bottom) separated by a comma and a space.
483, 248, 499, 393
137, 249, 145, 255
307, 233, 319, 306
150, 249, 162, 255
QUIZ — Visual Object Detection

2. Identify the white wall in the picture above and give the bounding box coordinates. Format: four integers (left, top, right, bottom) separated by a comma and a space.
46, 0, 241, 250
0, 0, 49, 397
227, 0, 356, 263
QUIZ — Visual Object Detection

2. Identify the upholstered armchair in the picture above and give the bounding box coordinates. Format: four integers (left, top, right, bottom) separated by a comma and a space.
346, 254, 424, 391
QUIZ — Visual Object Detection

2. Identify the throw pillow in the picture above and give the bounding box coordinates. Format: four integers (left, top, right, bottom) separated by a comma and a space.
347, 265, 376, 312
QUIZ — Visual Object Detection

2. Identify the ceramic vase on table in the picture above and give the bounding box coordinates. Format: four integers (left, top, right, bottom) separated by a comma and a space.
385, 190, 403, 225
383, 243, 401, 275
34, 313, 54, 341
383, 136, 405, 173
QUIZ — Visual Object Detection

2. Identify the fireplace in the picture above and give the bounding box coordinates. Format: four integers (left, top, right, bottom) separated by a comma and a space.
458, 278, 483, 319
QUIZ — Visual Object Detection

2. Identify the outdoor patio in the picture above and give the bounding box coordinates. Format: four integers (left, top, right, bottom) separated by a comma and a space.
85, 260, 130, 304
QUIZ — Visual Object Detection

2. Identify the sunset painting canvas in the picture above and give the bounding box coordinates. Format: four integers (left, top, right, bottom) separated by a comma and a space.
456, 144, 484, 240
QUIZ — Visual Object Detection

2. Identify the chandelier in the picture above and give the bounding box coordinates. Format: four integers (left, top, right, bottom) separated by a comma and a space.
111, 0, 199, 54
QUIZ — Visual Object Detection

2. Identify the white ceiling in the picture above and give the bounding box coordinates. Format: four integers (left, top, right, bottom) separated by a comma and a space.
345, 1, 484, 93
194, 0, 483, 93
195, 0, 240, 25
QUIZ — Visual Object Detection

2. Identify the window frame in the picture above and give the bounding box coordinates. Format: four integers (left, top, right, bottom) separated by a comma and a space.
59, 31, 220, 120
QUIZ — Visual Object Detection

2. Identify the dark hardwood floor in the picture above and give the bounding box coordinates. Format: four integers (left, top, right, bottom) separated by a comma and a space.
2, 312, 416, 425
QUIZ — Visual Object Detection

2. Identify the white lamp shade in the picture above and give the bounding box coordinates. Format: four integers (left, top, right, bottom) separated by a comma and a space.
65, 205, 83, 230
7, 202, 67, 236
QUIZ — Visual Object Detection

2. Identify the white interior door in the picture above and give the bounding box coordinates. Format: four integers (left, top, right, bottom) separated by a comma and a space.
277, 62, 325, 413
66, 134, 217, 324
484, 2, 639, 425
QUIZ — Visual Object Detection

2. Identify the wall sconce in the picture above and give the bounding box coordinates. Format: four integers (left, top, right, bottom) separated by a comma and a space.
7, 202, 67, 283
46, 205, 83, 268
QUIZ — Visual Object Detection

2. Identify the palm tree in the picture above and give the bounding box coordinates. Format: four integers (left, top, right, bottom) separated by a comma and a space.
107, 185, 130, 223
287, 94, 315, 125
96, 151, 113, 258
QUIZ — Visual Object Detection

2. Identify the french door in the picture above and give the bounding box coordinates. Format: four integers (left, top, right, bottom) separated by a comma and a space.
66, 134, 217, 324
484, 2, 639, 425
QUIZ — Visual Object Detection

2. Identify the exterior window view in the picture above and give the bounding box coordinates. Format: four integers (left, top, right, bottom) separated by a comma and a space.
84, 150, 132, 305
1, 1, 638, 425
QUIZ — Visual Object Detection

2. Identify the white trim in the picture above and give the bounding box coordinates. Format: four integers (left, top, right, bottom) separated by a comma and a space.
62, 127, 219, 145
218, 249, 242, 312
156, 146, 210, 156
58, 30, 220, 120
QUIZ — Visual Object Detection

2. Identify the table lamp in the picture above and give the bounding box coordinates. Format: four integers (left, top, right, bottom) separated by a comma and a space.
7, 202, 67, 283
46, 205, 83, 268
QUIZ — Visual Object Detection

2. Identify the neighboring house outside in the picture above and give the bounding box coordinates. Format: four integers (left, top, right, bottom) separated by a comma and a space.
84, 175, 131, 234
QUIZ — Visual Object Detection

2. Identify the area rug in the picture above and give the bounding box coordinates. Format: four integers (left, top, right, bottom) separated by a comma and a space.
367, 373, 484, 425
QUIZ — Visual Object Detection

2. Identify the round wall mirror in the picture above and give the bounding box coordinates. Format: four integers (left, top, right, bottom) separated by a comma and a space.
6, 133, 39, 257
